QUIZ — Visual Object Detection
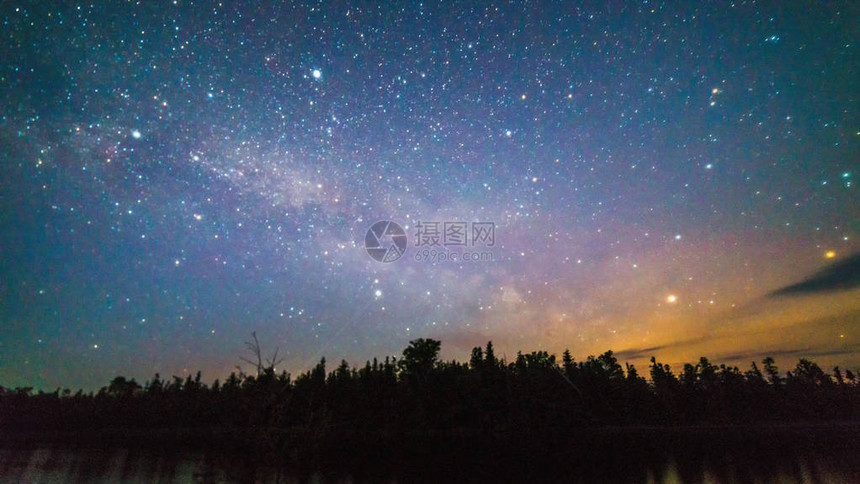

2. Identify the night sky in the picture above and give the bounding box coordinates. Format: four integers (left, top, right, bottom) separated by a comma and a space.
1, 2, 858, 390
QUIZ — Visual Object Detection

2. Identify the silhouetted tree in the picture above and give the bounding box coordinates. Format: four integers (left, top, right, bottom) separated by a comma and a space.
107, 376, 141, 398
484, 341, 497, 366
763, 357, 781, 385
240, 331, 284, 376
399, 338, 441, 381
470, 346, 484, 369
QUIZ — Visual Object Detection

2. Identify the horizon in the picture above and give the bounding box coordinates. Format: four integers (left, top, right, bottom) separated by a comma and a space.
5, 333, 859, 393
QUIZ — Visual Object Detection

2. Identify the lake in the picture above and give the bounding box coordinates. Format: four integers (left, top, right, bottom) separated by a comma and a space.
2, 424, 859, 482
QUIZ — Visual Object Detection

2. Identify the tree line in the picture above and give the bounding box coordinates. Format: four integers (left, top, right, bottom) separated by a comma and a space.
2, 337, 860, 440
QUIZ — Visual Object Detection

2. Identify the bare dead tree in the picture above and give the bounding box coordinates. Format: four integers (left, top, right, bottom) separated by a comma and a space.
240, 331, 285, 376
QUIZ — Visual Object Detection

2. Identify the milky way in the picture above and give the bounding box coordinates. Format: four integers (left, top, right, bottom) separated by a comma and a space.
1, 2, 858, 389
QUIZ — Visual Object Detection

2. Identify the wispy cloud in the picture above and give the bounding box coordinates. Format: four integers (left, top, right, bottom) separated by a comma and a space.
770, 253, 860, 296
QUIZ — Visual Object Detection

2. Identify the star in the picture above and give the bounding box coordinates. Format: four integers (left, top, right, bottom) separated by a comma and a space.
2, 1, 856, 392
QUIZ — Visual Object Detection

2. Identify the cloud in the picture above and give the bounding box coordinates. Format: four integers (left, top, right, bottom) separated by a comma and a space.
611, 339, 708, 361
770, 253, 860, 296
715, 345, 860, 364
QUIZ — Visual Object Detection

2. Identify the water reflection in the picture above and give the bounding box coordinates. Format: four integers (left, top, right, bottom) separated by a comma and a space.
2, 425, 859, 483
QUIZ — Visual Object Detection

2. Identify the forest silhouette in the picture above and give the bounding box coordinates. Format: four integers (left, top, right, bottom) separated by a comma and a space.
4, 336, 860, 431
2, 336, 860, 480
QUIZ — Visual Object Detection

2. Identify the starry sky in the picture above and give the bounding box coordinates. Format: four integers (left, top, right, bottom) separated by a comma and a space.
1, 2, 858, 390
